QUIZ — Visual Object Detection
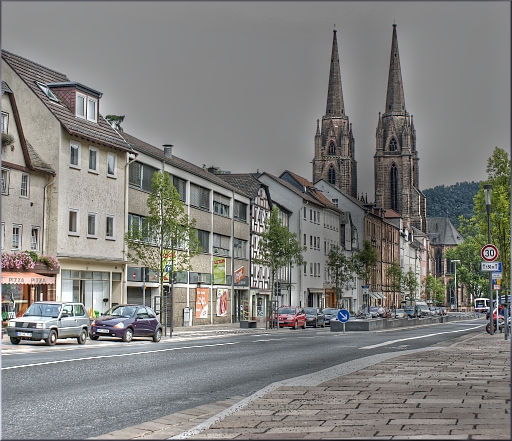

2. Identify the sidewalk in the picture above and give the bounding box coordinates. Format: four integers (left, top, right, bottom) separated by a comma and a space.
89, 331, 510, 440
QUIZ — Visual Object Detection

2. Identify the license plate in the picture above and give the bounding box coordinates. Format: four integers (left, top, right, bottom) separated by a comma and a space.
16, 331, 31, 337
96, 329, 110, 333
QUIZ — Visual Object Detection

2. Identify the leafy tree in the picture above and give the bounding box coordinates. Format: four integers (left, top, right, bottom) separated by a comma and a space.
253, 207, 306, 304
326, 245, 357, 306
402, 268, 419, 304
124, 171, 201, 296
105, 114, 125, 131
353, 240, 378, 285
386, 260, 403, 303
423, 274, 445, 305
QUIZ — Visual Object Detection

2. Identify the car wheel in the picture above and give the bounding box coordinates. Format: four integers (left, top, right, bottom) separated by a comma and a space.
122, 328, 133, 343
90, 335, 100, 340
314, 319, 318, 328
152, 328, 162, 343
322, 320, 325, 328
45, 329, 57, 346
293, 320, 298, 330
77, 328, 87, 345
302, 321, 306, 329
10, 337, 21, 345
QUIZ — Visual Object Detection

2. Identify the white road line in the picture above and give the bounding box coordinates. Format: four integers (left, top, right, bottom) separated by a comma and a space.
1, 342, 239, 370
359, 326, 482, 349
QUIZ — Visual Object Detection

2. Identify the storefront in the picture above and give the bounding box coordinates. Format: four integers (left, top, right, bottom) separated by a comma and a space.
1, 271, 56, 317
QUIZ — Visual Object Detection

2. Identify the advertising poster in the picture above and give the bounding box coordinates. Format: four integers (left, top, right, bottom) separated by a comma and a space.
195, 287, 209, 319
213, 258, 226, 284
216, 288, 229, 317
234, 266, 245, 284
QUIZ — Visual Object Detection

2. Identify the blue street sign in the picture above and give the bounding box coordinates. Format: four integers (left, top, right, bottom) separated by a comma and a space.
165, 264, 172, 272
337, 309, 350, 323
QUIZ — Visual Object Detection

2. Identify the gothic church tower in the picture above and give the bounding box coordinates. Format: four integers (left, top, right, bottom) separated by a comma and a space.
374, 24, 427, 233
312, 28, 357, 198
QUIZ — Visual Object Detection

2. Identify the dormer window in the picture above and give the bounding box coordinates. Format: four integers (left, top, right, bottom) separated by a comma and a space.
76, 92, 97, 122
36, 82, 59, 102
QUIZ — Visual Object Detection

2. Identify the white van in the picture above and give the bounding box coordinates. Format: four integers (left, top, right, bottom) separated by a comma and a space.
413, 301, 430, 318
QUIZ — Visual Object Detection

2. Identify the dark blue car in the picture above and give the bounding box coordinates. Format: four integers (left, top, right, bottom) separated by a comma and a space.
322, 308, 340, 326
90, 304, 162, 342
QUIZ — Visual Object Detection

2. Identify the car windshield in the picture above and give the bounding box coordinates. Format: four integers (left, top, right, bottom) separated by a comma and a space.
304, 308, 317, 314
417, 305, 429, 310
369, 307, 379, 312
24, 303, 61, 317
323, 308, 338, 314
278, 308, 296, 314
105, 305, 137, 317
396, 309, 404, 313
404, 307, 414, 312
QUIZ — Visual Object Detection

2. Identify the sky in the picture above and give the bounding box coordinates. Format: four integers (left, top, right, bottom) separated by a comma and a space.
1, 1, 510, 199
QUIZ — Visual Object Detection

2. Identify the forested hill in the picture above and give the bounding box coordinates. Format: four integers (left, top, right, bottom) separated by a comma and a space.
422, 181, 480, 229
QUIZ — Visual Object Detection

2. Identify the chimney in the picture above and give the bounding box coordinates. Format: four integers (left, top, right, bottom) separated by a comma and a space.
162, 144, 173, 158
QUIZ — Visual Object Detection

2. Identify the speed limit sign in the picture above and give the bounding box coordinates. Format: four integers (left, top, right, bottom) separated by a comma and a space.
481, 244, 499, 262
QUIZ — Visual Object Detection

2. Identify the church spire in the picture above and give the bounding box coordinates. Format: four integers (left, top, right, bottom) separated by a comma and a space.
325, 26, 345, 117
385, 23, 406, 115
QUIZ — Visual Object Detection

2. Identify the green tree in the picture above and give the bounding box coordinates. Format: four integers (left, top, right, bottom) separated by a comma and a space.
402, 268, 419, 304
105, 114, 125, 131
124, 171, 201, 296
386, 260, 403, 304
353, 240, 378, 285
253, 207, 306, 308
326, 245, 357, 306
423, 274, 445, 305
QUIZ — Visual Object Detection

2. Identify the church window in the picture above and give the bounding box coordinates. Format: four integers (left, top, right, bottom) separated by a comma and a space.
390, 164, 398, 211
328, 142, 336, 155
389, 138, 397, 151
435, 249, 443, 275
328, 166, 336, 185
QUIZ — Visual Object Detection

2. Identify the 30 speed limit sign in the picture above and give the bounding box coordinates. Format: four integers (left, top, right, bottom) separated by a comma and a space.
481, 244, 499, 262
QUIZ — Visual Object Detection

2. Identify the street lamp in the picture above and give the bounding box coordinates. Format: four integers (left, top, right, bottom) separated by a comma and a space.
452, 260, 460, 311
484, 184, 493, 335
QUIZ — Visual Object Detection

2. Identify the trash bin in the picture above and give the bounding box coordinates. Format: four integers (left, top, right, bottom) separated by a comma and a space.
183, 307, 190, 326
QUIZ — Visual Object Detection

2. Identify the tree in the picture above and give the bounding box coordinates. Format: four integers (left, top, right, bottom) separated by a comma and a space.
353, 240, 378, 285
386, 260, 403, 304
105, 114, 125, 131
326, 245, 357, 307
423, 274, 445, 305
402, 268, 419, 304
124, 171, 201, 296
253, 207, 305, 312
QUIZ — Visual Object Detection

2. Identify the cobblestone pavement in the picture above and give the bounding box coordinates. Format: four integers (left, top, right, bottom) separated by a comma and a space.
88, 330, 510, 440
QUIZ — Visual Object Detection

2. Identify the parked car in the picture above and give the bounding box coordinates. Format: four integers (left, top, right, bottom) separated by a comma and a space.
276, 306, 306, 329
6, 301, 90, 346
438, 307, 447, 316
429, 307, 438, 316
90, 304, 162, 342
394, 308, 406, 319
404, 306, 416, 318
322, 308, 340, 326
369, 306, 380, 318
304, 307, 325, 328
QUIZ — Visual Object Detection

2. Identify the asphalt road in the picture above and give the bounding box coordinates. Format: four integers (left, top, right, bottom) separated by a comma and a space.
1, 318, 485, 439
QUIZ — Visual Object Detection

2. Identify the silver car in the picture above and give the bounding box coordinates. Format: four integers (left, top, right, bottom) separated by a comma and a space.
7, 301, 91, 346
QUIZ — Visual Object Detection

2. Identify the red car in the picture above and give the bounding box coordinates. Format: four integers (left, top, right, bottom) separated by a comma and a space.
276, 306, 307, 329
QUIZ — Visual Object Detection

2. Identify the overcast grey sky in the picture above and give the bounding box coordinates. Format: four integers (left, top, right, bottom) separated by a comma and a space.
2, 2, 510, 198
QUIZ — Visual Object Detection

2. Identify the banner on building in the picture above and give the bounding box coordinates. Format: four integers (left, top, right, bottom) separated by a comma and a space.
234, 266, 245, 284
195, 288, 209, 318
216, 288, 229, 316
213, 258, 226, 284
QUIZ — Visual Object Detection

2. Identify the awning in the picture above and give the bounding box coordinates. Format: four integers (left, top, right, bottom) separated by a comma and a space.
369, 293, 378, 299
2, 272, 55, 285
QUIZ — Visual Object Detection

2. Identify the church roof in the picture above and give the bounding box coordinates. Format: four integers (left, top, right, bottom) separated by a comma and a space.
427, 217, 464, 246
325, 28, 345, 117
384, 24, 406, 115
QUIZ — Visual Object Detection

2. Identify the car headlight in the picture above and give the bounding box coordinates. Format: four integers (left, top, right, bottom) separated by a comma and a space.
36, 323, 46, 329
91, 321, 96, 326
8, 320, 16, 327
113, 322, 125, 329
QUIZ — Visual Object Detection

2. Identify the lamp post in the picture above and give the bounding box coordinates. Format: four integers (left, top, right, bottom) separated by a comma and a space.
452, 260, 460, 312
484, 184, 493, 335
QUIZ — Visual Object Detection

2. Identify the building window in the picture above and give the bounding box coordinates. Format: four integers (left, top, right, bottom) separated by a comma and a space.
76, 93, 86, 118
332, 198, 338, 207
197, 230, 210, 253
310, 235, 313, 248
390, 164, 398, 211
213, 233, 230, 256
2, 168, 9, 195
87, 213, 97, 237
31, 227, 40, 251
36, 82, 59, 102
234, 201, 247, 222
1, 223, 4, 249
1, 112, 8, 133
12, 225, 22, 250
435, 249, 443, 275
172, 175, 186, 202
303, 207, 306, 219
129, 162, 157, 191
19, 173, 29, 198
329, 141, 336, 155
310, 263, 314, 276
310, 209, 313, 221
389, 137, 397, 151
233, 238, 247, 259
190, 184, 210, 210
87, 97, 97, 122
69, 209, 79, 235
106, 215, 115, 240
89, 147, 99, 173
328, 166, 336, 185
304, 263, 307, 275
70, 142, 81, 168
107, 153, 117, 177
213, 192, 230, 217
303, 234, 306, 246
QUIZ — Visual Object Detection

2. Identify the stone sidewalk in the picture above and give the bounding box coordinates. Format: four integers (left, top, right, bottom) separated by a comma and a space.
89, 331, 510, 440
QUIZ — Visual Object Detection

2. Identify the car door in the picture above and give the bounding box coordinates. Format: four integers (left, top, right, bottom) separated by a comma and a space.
59, 304, 77, 337
134, 307, 151, 336
146, 307, 159, 334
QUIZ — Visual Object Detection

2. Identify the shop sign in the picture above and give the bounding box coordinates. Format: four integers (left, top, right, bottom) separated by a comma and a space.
234, 266, 245, 284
